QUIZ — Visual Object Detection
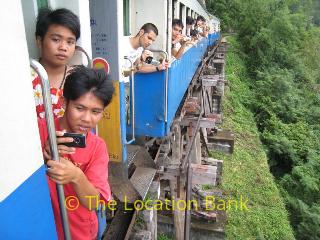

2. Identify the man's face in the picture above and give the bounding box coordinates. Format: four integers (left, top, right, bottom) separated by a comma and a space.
139, 30, 157, 49
172, 25, 183, 40
37, 24, 76, 67
62, 92, 104, 134
196, 20, 204, 27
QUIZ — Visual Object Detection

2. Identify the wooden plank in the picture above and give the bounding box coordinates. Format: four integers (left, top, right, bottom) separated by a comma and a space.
191, 164, 217, 185
180, 117, 217, 128
211, 59, 225, 64
169, 180, 185, 240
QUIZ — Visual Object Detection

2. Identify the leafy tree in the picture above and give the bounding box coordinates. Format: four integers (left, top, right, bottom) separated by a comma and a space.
207, 0, 320, 238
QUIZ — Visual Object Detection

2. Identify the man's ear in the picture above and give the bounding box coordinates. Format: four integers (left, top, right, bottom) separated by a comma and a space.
36, 36, 42, 49
139, 29, 145, 37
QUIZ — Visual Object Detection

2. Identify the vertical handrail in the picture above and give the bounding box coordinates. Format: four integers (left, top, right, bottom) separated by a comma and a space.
124, 56, 135, 144
30, 59, 71, 240
148, 50, 169, 123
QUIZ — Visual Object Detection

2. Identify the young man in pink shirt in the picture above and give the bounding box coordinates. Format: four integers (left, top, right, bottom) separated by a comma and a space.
38, 65, 114, 239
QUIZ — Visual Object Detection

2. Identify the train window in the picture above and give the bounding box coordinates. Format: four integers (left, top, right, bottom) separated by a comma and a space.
123, 0, 130, 36
179, 3, 183, 20
37, 0, 48, 10
172, 0, 178, 19
180, 3, 186, 34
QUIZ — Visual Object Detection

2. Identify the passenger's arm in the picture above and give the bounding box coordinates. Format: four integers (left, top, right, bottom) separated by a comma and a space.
138, 60, 169, 73
172, 42, 188, 60
46, 158, 100, 210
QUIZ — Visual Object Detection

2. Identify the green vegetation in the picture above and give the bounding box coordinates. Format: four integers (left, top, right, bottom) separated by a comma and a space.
158, 233, 173, 240
207, 0, 320, 239
211, 37, 295, 239
201, 184, 216, 190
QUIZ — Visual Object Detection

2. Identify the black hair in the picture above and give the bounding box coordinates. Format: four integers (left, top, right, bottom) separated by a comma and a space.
190, 29, 199, 37
63, 66, 114, 107
186, 16, 194, 25
172, 19, 184, 29
196, 15, 206, 23
140, 23, 158, 36
36, 8, 80, 40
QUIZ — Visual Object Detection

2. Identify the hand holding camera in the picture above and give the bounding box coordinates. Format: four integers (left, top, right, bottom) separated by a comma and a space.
141, 50, 153, 63
156, 58, 169, 71
181, 35, 193, 46
43, 131, 85, 161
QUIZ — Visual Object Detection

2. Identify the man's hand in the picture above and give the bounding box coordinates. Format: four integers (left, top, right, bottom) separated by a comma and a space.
43, 131, 76, 161
181, 36, 193, 46
158, 59, 169, 71
172, 34, 184, 45
141, 50, 153, 62
46, 157, 81, 184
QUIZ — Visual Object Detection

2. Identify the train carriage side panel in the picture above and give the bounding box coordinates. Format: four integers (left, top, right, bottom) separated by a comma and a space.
130, 37, 209, 137
167, 37, 209, 126
90, 0, 126, 163
0, 1, 57, 238
130, 71, 167, 137
0, 166, 57, 239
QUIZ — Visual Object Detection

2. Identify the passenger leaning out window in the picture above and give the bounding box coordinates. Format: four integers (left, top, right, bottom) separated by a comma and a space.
171, 19, 193, 60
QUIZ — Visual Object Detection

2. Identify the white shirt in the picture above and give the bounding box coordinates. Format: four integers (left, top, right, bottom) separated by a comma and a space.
122, 36, 143, 69
173, 41, 182, 52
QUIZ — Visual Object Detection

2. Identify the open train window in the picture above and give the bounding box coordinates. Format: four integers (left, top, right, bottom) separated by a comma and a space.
21, 0, 46, 59
172, 0, 177, 19
180, 3, 184, 20
37, 0, 48, 9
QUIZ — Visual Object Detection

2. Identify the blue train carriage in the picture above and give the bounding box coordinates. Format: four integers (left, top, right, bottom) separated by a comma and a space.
0, 1, 95, 239
89, 0, 220, 213
0, 0, 220, 238
0, 1, 58, 239
125, 3, 221, 138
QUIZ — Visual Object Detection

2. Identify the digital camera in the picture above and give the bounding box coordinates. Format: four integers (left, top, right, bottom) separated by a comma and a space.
59, 132, 86, 148
145, 56, 153, 64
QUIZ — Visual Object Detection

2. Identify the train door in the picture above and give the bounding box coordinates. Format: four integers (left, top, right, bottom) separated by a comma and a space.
0, 1, 57, 239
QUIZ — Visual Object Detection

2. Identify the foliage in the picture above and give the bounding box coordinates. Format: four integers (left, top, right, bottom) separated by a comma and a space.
158, 233, 173, 240
211, 36, 295, 239
207, 0, 320, 239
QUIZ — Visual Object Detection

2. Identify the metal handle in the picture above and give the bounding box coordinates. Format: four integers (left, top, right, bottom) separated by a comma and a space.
148, 49, 169, 123
124, 56, 135, 144
75, 45, 93, 68
30, 59, 71, 240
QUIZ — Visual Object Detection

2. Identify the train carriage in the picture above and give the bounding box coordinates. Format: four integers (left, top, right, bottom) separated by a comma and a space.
0, 0, 221, 239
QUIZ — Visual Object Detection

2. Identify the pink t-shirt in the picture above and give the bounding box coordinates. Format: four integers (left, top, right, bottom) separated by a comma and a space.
38, 118, 111, 240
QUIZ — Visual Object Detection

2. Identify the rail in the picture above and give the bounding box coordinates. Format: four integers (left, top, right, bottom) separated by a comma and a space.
124, 56, 135, 144
30, 59, 71, 240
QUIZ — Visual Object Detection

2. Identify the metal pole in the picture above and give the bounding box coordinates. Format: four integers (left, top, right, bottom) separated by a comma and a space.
124, 57, 135, 144
30, 59, 71, 240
